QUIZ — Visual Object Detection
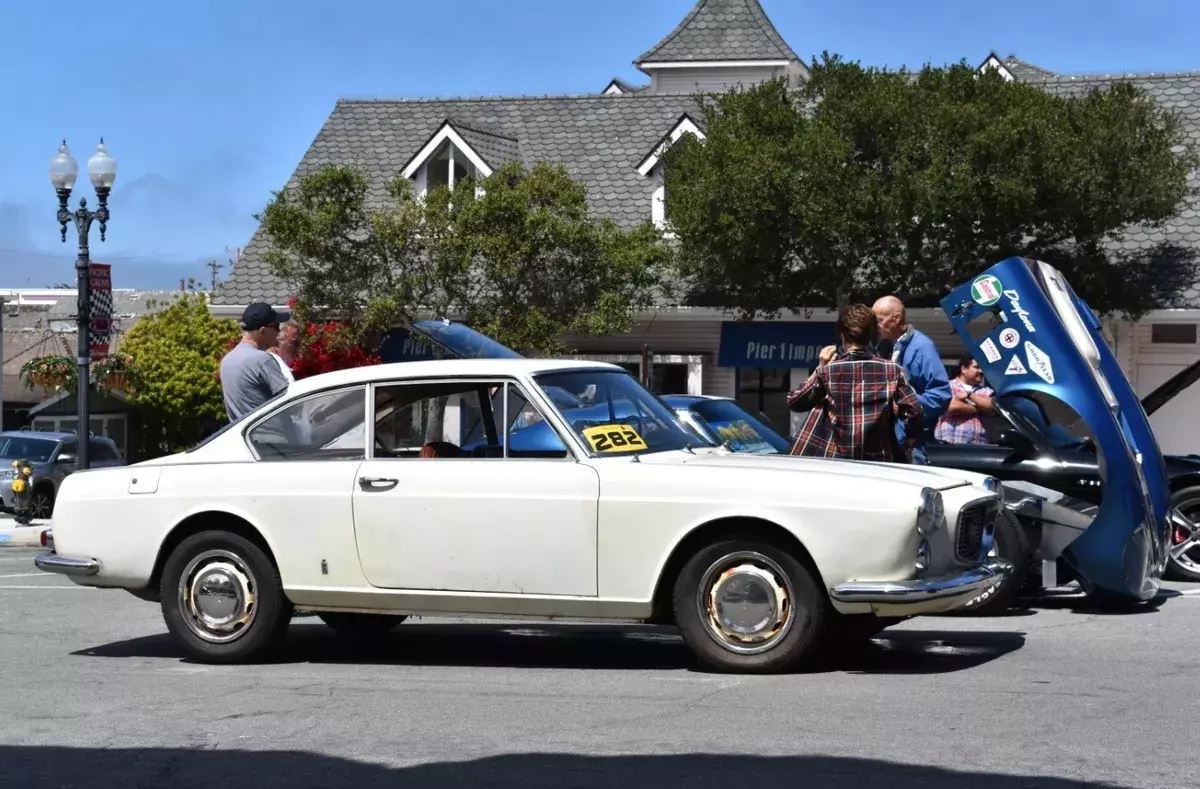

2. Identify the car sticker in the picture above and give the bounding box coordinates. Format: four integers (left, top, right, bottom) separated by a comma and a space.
1003, 290, 1036, 333
707, 419, 774, 453
1024, 341, 1055, 384
1005, 355, 1027, 376
971, 275, 1003, 306
581, 424, 647, 453
998, 327, 1020, 349
979, 337, 1001, 363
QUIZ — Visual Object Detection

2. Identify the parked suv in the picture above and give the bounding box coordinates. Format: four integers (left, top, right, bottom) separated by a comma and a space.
0, 431, 125, 519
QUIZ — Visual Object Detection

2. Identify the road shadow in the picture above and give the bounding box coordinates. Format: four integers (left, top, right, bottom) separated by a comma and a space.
0, 747, 1148, 788
72, 621, 1023, 675
1026, 589, 1171, 615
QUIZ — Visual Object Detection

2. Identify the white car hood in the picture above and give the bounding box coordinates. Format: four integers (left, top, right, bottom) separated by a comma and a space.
638, 449, 974, 491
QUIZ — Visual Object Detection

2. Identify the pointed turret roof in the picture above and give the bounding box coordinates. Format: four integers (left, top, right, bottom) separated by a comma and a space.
636, 0, 798, 66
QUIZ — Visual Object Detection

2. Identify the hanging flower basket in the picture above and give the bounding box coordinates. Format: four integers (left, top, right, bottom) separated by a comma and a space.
19, 354, 77, 396
93, 353, 139, 396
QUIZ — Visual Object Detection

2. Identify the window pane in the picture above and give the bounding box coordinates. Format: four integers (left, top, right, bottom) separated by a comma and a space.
89, 440, 118, 461
503, 383, 568, 459
248, 387, 366, 461
374, 381, 497, 459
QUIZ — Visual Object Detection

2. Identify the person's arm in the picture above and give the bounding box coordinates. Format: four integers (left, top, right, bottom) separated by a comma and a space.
894, 371, 923, 446
787, 367, 826, 412
259, 354, 291, 398
908, 342, 952, 424
967, 388, 995, 414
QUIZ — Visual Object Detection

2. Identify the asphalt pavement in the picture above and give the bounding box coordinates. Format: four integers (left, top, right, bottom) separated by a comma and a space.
2, 545, 1198, 789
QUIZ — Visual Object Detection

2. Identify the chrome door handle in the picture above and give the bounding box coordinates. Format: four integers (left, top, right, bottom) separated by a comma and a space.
358, 476, 399, 491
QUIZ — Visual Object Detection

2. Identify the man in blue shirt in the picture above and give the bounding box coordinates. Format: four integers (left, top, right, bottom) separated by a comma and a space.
872, 296, 952, 464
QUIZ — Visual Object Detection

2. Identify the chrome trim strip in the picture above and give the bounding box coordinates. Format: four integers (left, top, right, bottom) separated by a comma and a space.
830, 560, 1011, 604
34, 552, 101, 577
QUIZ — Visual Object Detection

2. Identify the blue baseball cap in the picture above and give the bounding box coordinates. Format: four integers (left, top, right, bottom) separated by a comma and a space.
241, 302, 289, 330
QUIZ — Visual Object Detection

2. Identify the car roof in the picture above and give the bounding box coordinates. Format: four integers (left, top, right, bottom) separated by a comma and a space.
285, 358, 626, 397
0, 431, 72, 441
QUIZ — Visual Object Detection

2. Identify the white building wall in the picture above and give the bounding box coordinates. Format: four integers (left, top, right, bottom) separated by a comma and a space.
1131, 318, 1200, 455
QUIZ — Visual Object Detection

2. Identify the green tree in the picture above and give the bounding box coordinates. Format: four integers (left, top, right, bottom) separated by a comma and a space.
121, 293, 240, 454
664, 54, 1198, 318
258, 161, 670, 355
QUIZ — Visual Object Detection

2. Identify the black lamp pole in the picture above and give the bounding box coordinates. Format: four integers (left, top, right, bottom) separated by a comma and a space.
51, 139, 116, 472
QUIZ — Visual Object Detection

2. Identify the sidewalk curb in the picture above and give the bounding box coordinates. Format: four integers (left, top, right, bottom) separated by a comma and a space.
0, 525, 49, 548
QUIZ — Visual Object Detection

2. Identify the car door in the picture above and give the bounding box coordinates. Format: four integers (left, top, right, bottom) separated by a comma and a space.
351, 376, 600, 596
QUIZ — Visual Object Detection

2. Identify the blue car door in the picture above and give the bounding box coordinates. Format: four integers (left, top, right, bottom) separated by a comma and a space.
941, 257, 1170, 599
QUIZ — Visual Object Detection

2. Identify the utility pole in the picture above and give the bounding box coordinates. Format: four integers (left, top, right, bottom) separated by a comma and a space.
206, 259, 225, 292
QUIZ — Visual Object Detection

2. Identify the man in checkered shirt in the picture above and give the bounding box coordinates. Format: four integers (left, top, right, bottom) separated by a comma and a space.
787, 304, 922, 462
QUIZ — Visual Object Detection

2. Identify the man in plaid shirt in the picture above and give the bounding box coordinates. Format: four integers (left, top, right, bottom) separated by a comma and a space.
787, 304, 922, 462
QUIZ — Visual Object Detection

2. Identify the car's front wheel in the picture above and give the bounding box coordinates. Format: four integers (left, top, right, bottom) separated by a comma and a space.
1167, 486, 1200, 583
672, 538, 828, 673
160, 530, 292, 664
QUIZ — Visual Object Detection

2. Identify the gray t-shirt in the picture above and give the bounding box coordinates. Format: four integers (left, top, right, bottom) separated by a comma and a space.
221, 341, 290, 421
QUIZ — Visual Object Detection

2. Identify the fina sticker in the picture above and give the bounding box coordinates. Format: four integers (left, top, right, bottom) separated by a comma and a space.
971, 275, 1004, 306
998, 327, 1020, 349
1024, 341, 1055, 384
979, 337, 1001, 363
1005, 355, 1027, 376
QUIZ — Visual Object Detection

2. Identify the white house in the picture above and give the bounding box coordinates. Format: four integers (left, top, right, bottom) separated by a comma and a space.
212, 0, 1200, 452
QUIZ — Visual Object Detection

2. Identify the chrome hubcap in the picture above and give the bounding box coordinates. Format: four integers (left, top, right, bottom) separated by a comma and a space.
178, 550, 257, 644
698, 552, 794, 655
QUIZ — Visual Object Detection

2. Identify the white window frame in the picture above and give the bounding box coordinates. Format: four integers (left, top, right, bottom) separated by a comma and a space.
637, 116, 706, 176
31, 413, 128, 458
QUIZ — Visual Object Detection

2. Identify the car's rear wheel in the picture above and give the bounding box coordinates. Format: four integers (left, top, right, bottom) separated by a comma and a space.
1167, 486, 1200, 583
160, 530, 292, 664
318, 612, 407, 638
672, 538, 828, 674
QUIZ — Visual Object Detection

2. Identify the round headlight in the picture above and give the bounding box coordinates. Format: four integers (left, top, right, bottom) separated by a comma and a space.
916, 487, 945, 536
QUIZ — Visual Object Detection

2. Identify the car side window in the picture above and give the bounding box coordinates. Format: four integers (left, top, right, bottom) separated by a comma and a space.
247, 386, 367, 461
89, 440, 119, 462
373, 379, 568, 460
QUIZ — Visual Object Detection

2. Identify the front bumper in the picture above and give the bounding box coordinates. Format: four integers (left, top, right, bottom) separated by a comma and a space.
35, 551, 101, 577
830, 561, 1011, 615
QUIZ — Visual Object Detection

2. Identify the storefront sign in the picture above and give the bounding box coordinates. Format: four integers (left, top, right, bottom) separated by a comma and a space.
718, 321, 838, 368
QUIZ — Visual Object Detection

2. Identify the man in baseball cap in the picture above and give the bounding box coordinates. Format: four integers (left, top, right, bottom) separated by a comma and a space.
220, 302, 292, 421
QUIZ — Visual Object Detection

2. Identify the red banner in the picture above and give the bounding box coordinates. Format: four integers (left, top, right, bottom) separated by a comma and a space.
89, 263, 112, 362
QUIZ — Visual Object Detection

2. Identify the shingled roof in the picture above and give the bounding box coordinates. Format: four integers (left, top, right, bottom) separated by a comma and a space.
1015, 70, 1200, 308
216, 93, 699, 306
635, 0, 798, 66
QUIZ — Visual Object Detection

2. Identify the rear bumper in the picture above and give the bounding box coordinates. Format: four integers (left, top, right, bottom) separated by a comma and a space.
34, 552, 101, 577
830, 561, 1011, 615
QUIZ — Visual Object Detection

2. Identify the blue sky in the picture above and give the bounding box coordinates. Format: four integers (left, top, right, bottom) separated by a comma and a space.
2, 0, 1198, 289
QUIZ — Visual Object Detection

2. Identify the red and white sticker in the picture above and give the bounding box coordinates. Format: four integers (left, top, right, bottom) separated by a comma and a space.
998, 327, 1020, 349
1005, 355, 1027, 376
979, 337, 1001, 363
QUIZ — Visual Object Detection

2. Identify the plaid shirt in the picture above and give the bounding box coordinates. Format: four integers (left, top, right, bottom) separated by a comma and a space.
933, 380, 994, 445
787, 349, 922, 462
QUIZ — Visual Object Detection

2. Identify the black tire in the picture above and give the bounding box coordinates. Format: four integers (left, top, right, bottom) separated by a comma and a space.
30, 483, 55, 520
1167, 486, 1200, 583
959, 508, 1031, 616
160, 530, 292, 664
318, 612, 407, 637
672, 538, 828, 674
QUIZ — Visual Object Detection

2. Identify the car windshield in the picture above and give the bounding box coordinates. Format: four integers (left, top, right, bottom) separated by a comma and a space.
0, 436, 59, 463
534, 369, 700, 455
689, 400, 790, 454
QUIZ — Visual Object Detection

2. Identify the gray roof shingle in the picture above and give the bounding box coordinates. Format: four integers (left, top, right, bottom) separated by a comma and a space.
449, 120, 522, 170
1019, 71, 1200, 307
1001, 56, 1057, 81
217, 93, 700, 306
603, 77, 649, 94
635, 0, 798, 66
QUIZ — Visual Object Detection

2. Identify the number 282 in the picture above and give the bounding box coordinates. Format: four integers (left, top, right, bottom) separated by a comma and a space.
592, 429, 644, 451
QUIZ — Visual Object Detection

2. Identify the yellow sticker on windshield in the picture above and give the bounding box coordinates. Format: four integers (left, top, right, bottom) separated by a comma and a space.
581, 424, 646, 453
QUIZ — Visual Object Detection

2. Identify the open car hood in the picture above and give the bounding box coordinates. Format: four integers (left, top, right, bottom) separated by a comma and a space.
402, 319, 522, 360
941, 257, 1171, 599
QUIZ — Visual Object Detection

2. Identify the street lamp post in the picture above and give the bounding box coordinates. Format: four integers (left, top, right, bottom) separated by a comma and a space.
50, 139, 117, 471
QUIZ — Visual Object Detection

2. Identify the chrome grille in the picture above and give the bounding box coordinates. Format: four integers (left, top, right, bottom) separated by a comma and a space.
956, 498, 997, 562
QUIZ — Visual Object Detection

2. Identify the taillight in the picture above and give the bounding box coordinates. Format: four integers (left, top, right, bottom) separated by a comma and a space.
39, 529, 51, 548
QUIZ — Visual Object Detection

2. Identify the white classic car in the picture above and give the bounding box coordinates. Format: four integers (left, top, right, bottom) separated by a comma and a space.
36, 359, 1008, 673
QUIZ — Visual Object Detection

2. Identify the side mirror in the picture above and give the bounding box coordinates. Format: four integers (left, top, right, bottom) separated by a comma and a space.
55, 453, 76, 464
997, 429, 1033, 452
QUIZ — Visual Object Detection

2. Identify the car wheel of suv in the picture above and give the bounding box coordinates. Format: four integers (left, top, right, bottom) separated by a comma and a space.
672, 538, 828, 674
30, 484, 55, 520
160, 530, 292, 664
959, 509, 1030, 616
1167, 486, 1200, 583
318, 612, 407, 638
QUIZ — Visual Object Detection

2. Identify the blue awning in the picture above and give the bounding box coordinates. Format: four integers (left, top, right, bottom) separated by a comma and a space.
718, 321, 838, 368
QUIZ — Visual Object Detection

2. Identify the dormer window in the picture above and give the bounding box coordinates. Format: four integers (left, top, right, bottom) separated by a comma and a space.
402, 120, 519, 199
418, 140, 480, 195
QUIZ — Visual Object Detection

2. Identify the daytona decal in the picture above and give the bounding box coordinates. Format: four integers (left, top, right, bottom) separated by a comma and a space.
1002, 290, 1036, 333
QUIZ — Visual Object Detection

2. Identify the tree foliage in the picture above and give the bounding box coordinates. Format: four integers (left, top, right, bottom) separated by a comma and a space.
120, 293, 240, 453
664, 54, 1199, 318
258, 161, 671, 355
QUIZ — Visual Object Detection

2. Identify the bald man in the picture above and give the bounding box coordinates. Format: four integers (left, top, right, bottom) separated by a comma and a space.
872, 295, 952, 464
